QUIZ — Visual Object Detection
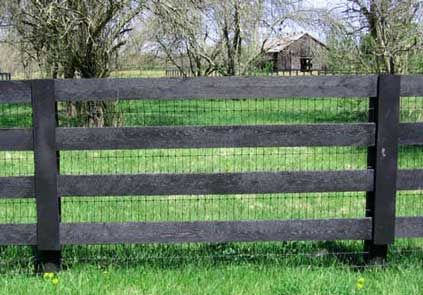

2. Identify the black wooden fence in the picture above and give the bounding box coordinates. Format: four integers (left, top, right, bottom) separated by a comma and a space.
0, 75, 423, 271
0, 73, 11, 81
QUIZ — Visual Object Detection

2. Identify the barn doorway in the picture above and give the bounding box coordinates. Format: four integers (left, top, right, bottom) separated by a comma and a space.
300, 58, 312, 72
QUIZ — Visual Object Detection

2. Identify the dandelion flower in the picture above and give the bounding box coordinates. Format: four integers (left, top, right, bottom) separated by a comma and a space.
43, 272, 55, 280
51, 277, 59, 286
356, 277, 365, 290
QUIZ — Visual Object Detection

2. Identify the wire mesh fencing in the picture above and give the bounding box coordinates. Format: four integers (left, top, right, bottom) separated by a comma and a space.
56, 97, 369, 223
0, 101, 34, 271
392, 96, 423, 257
55, 96, 370, 266
0, 102, 34, 226
398, 96, 423, 215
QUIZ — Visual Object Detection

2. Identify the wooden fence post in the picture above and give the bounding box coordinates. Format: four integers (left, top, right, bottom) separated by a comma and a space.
364, 75, 401, 263
32, 80, 61, 272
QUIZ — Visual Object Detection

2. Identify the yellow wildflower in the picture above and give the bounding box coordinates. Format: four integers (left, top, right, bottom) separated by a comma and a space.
356, 277, 365, 290
51, 277, 60, 286
43, 272, 55, 280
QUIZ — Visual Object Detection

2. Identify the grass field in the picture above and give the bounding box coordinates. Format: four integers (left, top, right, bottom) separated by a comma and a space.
0, 95, 423, 294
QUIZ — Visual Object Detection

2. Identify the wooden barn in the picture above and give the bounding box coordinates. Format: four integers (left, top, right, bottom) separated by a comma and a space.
263, 33, 329, 72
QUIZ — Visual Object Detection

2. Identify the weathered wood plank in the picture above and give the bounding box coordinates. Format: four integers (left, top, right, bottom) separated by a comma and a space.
0, 123, 419, 151
3, 170, 419, 198
54, 76, 377, 101
401, 75, 423, 97
3, 217, 423, 246
399, 123, 423, 145
0, 128, 33, 151
371, 75, 400, 245
0, 81, 31, 103
0, 177, 34, 198
0, 124, 418, 151
397, 169, 423, 190
0, 224, 36, 245
57, 124, 376, 150
396, 217, 423, 238
59, 170, 374, 197
32, 80, 61, 251
60, 218, 372, 245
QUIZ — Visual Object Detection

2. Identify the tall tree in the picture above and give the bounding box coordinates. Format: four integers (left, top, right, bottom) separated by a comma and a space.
148, 0, 305, 76
7, 0, 145, 126
149, 0, 219, 77
329, 0, 423, 74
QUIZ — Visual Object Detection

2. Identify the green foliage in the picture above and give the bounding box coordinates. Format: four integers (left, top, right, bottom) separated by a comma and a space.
326, 33, 378, 74
326, 35, 359, 73
328, 0, 422, 74
409, 51, 423, 74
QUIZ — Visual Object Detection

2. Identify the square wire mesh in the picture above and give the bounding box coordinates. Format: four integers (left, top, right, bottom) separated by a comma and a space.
394, 96, 423, 256
0, 103, 35, 224
57, 97, 370, 224
398, 96, 423, 217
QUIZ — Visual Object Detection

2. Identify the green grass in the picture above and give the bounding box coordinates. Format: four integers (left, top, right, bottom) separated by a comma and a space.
1, 242, 423, 294
110, 69, 166, 78
0, 96, 423, 294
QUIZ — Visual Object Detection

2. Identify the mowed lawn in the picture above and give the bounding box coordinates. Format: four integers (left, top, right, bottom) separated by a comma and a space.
0, 96, 423, 294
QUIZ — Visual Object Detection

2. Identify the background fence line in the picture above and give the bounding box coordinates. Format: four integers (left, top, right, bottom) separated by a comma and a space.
164, 68, 393, 78
0, 73, 11, 81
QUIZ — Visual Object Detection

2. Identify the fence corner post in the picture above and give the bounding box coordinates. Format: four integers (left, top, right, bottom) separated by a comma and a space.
364, 74, 401, 264
32, 79, 61, 272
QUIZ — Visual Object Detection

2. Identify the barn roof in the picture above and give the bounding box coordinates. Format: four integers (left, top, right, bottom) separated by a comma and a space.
263, 33, 327, 53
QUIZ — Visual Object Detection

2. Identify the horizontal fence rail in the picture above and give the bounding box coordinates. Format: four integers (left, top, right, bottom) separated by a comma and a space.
0, 74, 422, 270
54, 76, 379, 100
57, 171, 374, 196
2, 217, 423, 246
0, 75, 422, 104
0, 219, 372, 245
2, 122, 423, 152
56, 124, 376, 149
0, 80, 31, 103
1, 169, 422, 199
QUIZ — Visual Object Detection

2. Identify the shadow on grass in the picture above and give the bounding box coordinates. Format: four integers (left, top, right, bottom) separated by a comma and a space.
60, 241, 367, 270
1, 239, 423, 274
